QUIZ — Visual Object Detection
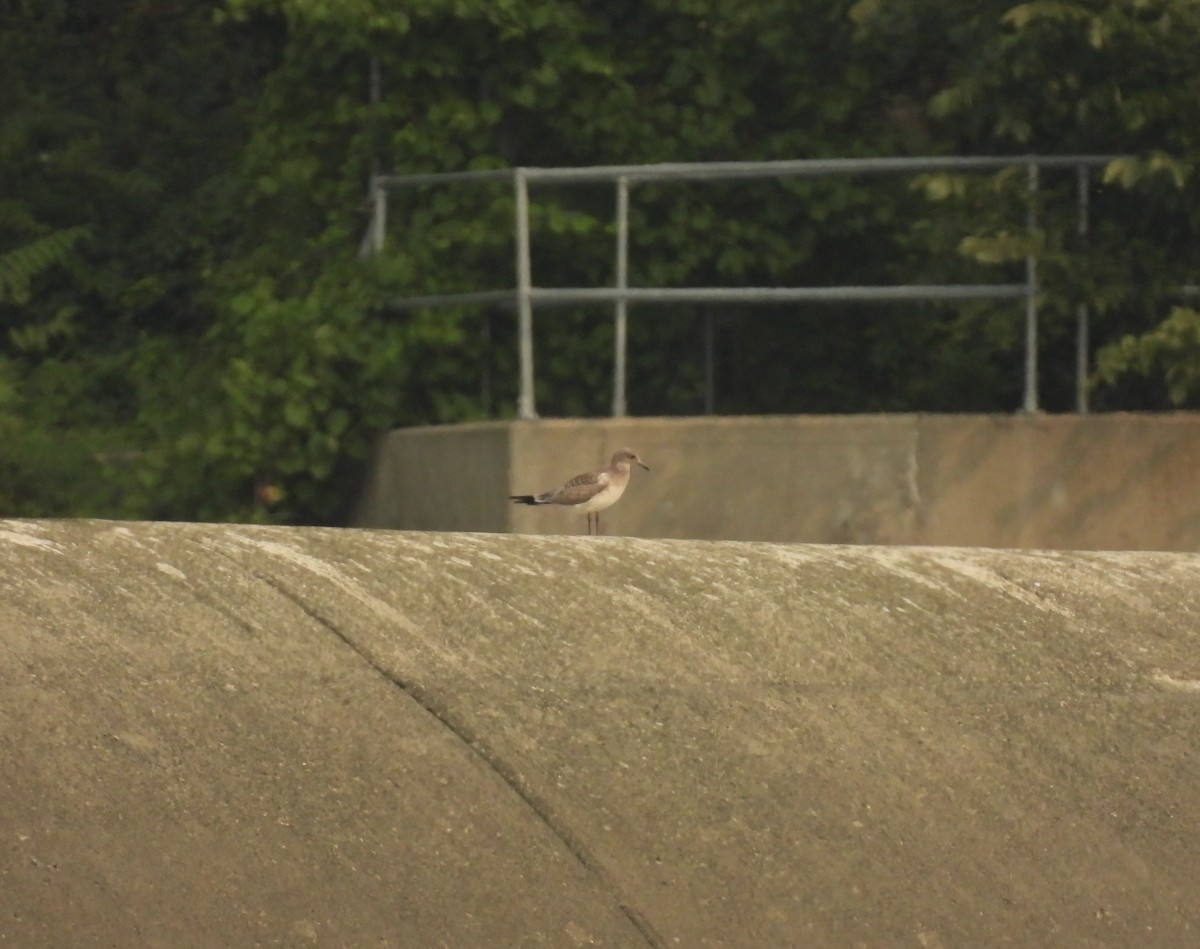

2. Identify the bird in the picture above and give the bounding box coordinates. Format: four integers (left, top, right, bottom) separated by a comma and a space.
510, 447, 650, 535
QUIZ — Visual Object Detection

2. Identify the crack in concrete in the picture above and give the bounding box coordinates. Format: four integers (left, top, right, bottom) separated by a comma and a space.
248, 567, 664, 949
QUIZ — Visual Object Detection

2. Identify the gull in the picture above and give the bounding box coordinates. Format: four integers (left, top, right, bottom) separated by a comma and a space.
510, 448, 650, 535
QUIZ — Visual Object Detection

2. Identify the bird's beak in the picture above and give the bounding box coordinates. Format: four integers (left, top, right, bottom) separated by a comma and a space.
637, 458, 650, 471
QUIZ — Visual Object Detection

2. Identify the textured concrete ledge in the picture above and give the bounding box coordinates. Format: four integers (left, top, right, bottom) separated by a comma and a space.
3, 519, 1200, 946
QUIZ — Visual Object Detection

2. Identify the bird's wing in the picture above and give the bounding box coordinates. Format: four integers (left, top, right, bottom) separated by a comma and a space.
547, 469, 609, 506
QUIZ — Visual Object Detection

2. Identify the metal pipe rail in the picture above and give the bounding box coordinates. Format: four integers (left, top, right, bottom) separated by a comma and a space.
374, 154, 1122, 187
395, 285, 1030, 309
367, 155, 1127, 418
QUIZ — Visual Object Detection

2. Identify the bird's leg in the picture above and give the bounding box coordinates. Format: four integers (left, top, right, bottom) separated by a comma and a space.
586, 512, 593, 536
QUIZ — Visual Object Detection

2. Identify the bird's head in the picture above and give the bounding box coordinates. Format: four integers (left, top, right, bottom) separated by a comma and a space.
613, 447, 649, 471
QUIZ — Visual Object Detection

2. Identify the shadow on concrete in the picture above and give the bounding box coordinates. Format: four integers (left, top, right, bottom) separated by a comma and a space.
3, 519, 1200, 946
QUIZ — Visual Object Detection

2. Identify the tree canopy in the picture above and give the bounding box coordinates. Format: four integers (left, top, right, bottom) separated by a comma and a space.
1, 0, 1196, 522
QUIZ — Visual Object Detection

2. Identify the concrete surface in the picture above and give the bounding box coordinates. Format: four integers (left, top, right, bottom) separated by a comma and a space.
358, 421, 513, 534
352, 414, 1200, 549
3, 519, 1200, 947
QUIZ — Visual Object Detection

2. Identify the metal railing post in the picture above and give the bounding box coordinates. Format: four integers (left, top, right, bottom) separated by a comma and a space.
1023, 162, 1039, 413
1076, 164, 1090, 414
514, 169, 537, 419
372, 176, 387, 254
358, 56, 385, 259
703, 306, 715, 415
613, 176, 630, 418
358, 174, 387, 258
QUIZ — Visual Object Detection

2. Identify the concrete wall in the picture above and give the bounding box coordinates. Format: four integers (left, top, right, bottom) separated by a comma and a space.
352, 413, 1200, 550
356, 422, 513, 532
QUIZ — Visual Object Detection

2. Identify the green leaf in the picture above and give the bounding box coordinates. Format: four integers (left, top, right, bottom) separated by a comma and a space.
0, 227, 90, 305
283, 400, 311, 428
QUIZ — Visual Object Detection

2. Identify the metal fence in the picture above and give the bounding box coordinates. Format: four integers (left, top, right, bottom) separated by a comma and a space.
363, 155, 1127, 418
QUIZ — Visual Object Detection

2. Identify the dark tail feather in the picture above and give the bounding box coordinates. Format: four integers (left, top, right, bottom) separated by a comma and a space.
510, 495, 540, 505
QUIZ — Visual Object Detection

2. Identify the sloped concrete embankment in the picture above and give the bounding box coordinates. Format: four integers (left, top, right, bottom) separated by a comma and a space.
3, 519, 1199, 947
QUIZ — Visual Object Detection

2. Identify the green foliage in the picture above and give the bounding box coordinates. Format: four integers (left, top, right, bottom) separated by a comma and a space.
2, 0, 1199, 521
853, 0, 1200, 409
204, 264, 432, 519
1094, 306, 1200, 407
1103, 152, 1192, 189
0, 226, 89, 306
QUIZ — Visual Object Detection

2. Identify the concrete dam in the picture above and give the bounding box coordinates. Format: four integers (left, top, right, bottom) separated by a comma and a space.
4, 518, 1200, 945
